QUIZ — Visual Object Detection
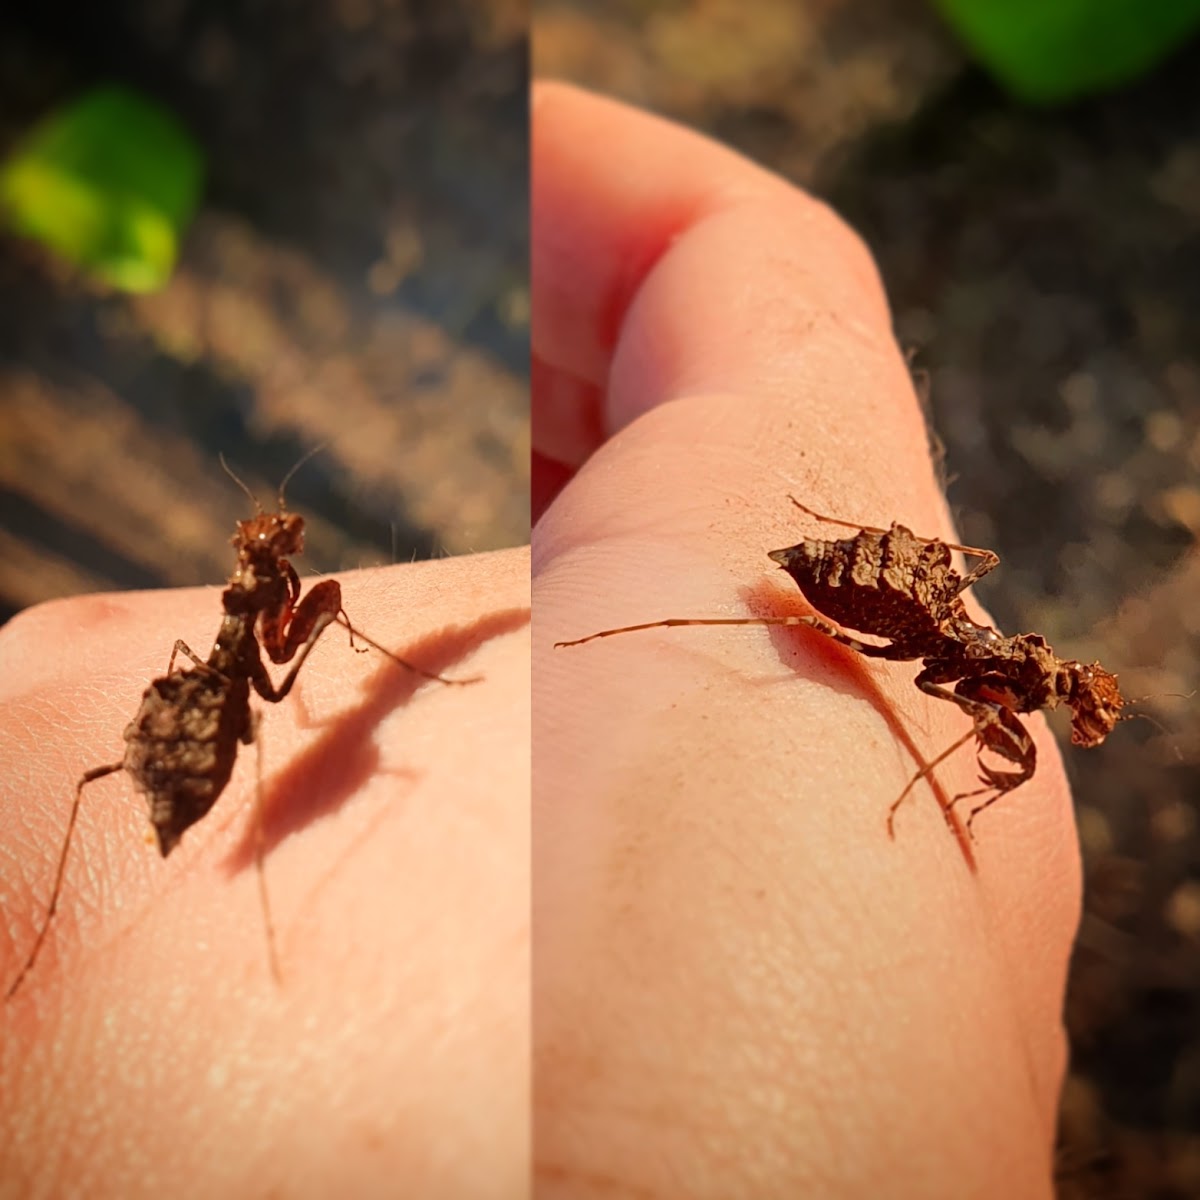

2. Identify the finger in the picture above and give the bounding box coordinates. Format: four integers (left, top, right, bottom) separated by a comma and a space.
532, 80, 894, 479
531, 78, 786, 496
533, 81, 787, 386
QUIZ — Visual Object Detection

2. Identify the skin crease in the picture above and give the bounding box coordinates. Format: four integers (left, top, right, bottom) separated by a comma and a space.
0, 548, 529, 1200
533, 83, 1082, 1199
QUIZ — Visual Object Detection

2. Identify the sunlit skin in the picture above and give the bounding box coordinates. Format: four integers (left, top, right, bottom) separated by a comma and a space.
0, 549, 529, 1199
534, 83, 1081, 1199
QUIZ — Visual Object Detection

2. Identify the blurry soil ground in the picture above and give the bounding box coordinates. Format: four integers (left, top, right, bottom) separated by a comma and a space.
0, 0, 529, 624
536, 2, 1200, 1195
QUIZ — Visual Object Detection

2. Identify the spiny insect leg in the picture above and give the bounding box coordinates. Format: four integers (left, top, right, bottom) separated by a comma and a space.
263, 579, 343, 666
245, 710, 280, 984
798, 615, 916, 660
556, 613, 906, 658
166, 639, 211, 677
916, 674, 997, 723
251, 611, 340, 703
337, 607, 369, 655
886, 728, 977, 838
6, 761, 124, 999
954, 547, 1000, 595
335, 616, 481, 685
949, 707, 1036, 835
889, 672, 1007, 836
950, 774, 1027, 837
787, 495, 893, 537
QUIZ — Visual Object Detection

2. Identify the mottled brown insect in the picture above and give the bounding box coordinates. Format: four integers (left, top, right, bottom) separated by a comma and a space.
556, 496, 1125, 837
6, 459, 478, 999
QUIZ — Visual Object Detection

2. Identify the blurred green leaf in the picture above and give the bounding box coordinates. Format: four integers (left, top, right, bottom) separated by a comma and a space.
0, 84, 203, 292
932, 0, 1200, 103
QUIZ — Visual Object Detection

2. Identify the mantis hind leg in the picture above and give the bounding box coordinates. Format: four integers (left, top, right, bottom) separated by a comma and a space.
947, 707, 1037, 836
889, 673, 1035, 837
245, 709, 281, 985
6, 761, 125, 999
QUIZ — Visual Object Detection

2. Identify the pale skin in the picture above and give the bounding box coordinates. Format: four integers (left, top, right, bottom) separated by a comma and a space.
0, 548, 529, 1199
533, 83, 1081, 1199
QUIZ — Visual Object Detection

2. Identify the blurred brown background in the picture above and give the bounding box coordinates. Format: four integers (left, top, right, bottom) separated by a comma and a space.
0, 0, 529, 624
535, 2, 1200, 1195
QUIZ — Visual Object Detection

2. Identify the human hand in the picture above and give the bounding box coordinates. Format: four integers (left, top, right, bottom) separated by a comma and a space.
0, 549, 529, 1199
533, 83, 1079, 1199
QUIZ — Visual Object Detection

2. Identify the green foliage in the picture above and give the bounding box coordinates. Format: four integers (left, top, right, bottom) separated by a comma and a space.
0, 84, 203, 292
932, 0, 1200, 103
